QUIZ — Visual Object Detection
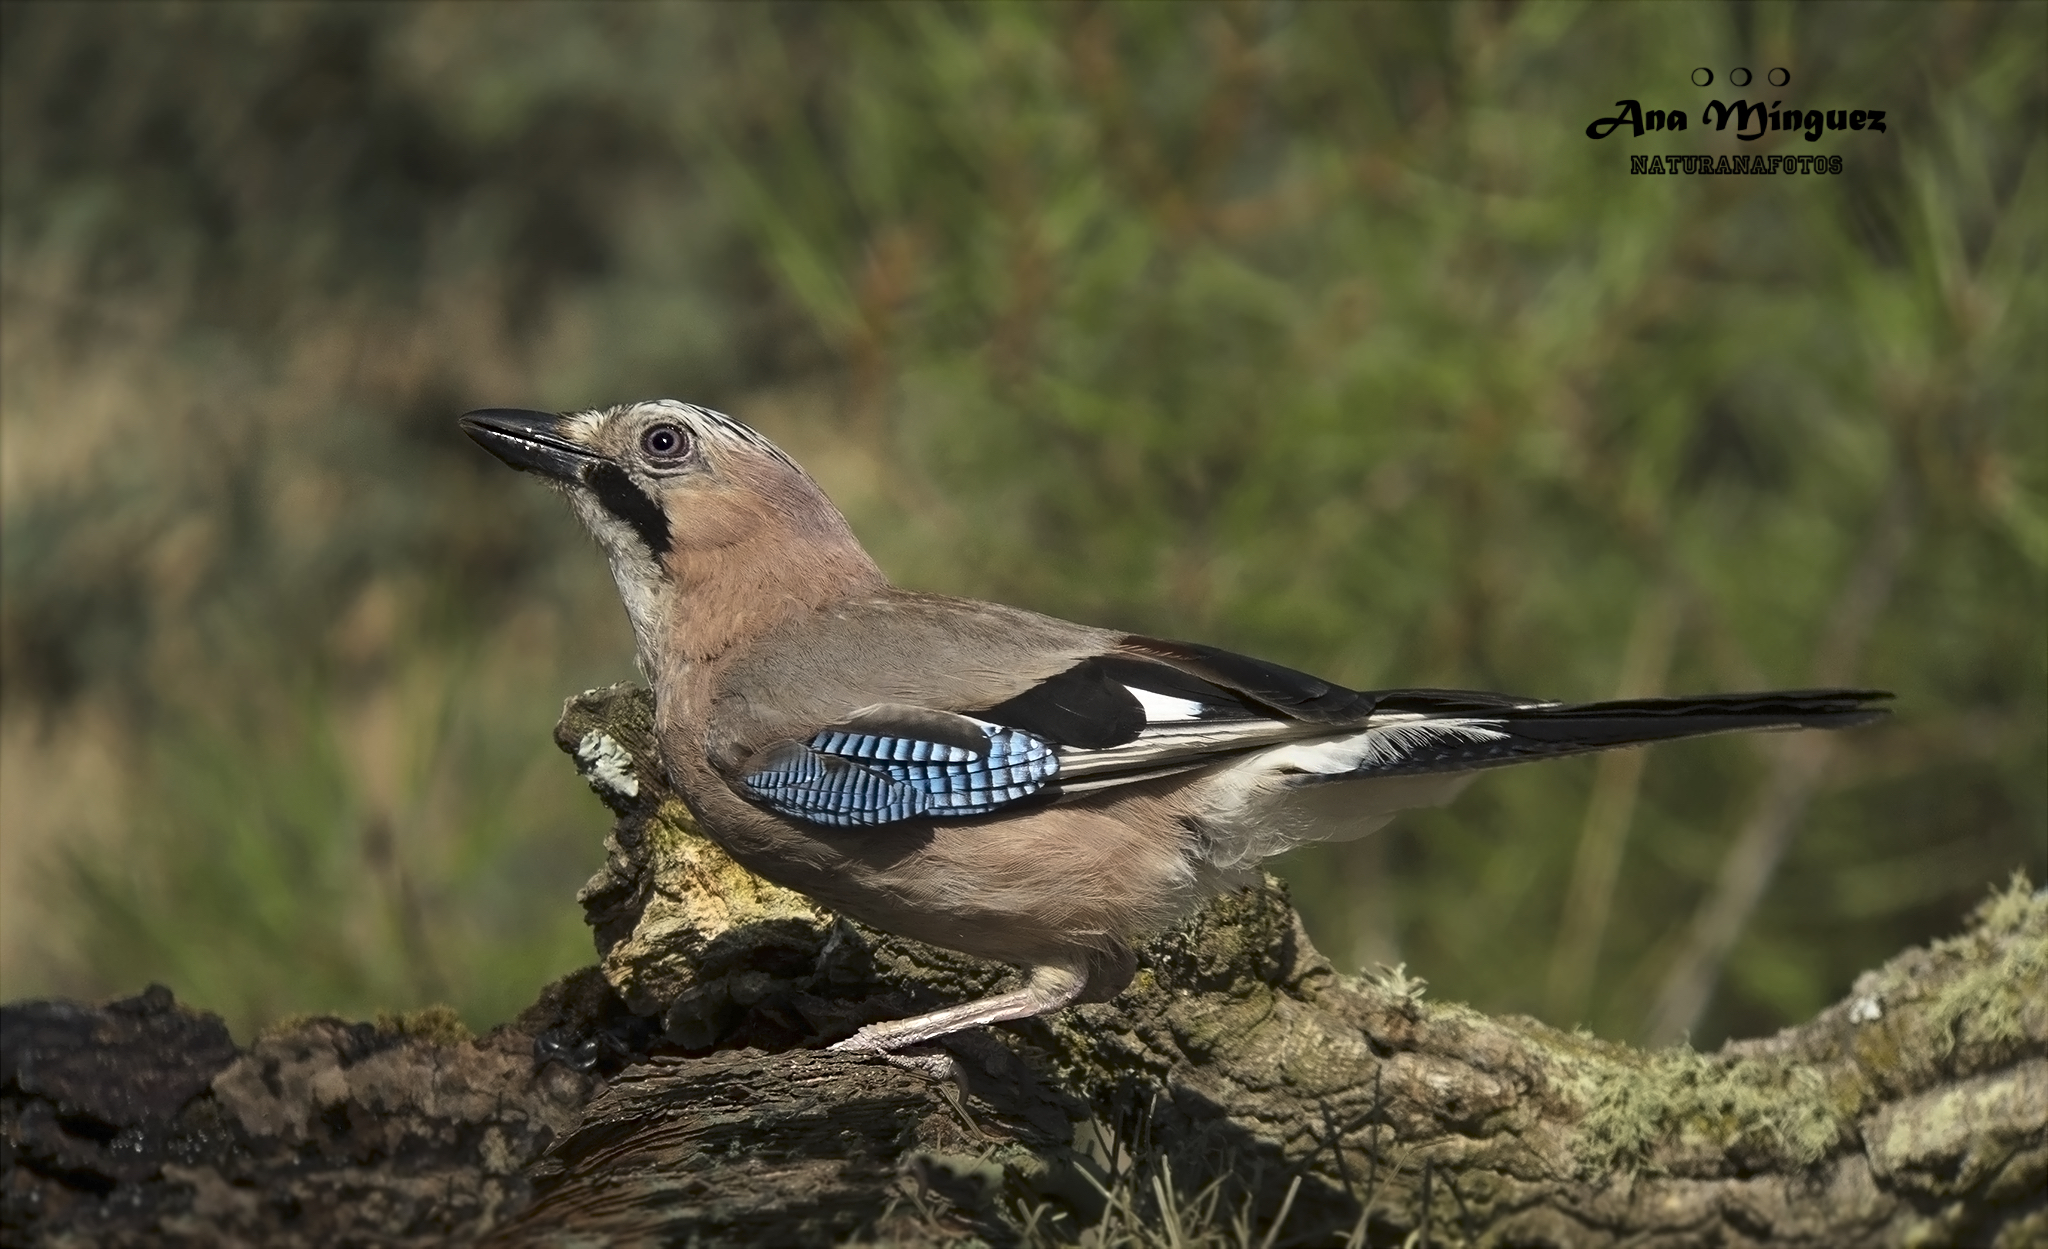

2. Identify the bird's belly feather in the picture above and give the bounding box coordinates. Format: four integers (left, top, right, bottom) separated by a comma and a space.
676, 753, 1216, 966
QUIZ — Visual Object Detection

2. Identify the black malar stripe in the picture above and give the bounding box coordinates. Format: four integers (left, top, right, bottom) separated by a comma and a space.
583, 462, 672, 557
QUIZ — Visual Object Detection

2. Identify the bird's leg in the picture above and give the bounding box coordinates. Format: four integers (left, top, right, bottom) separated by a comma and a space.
829, 962, 1088, 1054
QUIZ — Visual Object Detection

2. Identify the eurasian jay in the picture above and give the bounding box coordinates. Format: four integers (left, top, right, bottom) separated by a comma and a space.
460, 400, 1888, 1053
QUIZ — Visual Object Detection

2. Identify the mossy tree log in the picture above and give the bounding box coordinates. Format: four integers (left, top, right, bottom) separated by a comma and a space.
4, 685, 2041, 1247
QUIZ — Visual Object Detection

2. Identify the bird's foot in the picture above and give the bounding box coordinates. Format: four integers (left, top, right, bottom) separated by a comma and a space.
829, 1029, 958, 1080
881, 1050, 959, 1080
828, 1024, 893, 1054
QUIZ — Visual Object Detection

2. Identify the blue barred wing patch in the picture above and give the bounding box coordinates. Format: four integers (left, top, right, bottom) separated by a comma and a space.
742, 721, 1060, 827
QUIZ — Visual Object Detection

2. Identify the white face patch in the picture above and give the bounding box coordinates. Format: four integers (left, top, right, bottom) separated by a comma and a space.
1128, 686, 1207, 723
565, 490, 672, 667
561, 406, 612, 443
608, 552, 668, 668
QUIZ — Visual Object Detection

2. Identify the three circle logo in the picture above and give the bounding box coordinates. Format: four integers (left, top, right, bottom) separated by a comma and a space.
1692, 68, 1793, 88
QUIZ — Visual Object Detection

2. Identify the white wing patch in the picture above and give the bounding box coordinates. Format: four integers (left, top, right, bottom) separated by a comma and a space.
1128, 686, 1208, 723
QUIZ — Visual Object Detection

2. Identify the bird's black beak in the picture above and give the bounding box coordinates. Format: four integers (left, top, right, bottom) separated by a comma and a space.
459, 408, 603, 483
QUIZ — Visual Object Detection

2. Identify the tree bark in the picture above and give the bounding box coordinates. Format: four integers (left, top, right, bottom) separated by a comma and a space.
5, 685, 2041, 1247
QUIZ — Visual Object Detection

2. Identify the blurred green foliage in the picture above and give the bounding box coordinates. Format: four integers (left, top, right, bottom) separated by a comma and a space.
2, 1, 2041, 1045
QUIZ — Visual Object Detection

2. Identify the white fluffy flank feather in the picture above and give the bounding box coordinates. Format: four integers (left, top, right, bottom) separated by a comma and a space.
1191, 717, 1508, 868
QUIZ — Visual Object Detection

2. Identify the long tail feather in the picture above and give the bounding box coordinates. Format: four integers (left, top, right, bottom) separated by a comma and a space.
1336, 687, 1890, 779
1191, 688, 1890, 868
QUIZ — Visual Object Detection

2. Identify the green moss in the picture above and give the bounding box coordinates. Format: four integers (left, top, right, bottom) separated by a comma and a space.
1569, 1046, 1846, 1173
373, 1004, 473, 1046
257, 1011, 327, 1040
1568, 874, 2046, 1176
254, 1003, 474, 1046
1925, 872, 2046, 1057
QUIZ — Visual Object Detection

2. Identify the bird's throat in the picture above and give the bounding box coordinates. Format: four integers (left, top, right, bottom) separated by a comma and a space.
654, 533, 885, 667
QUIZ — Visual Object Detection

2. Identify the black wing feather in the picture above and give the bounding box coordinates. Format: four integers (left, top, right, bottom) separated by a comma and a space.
976, 659, 1146, 748
1369, 688, 1551, 714
1094, 656, 1268, 719
975, 649, 1285, 748
1119, 636, 1379, 723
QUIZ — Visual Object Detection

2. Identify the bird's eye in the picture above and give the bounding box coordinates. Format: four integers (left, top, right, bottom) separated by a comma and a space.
640, 424, 690, 462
